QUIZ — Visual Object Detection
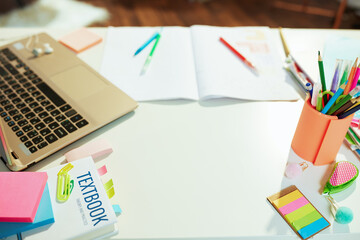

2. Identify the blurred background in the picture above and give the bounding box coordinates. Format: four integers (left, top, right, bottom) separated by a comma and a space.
0, 0, 359, 29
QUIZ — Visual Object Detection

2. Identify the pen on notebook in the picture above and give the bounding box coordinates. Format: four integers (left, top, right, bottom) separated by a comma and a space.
344, 58, 358, 95
134, 32, 159, 56
140, 34, 161, 75
219, 37, 258, 74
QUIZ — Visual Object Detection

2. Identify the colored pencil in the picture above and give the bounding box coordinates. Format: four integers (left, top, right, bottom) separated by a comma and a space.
330, 59, 342, 93
219, 37, 258, 74
327, 86, 360, 115
333, 96, 360, 116
350, 63, 360, 91
318, 51, 326, 92
338, 103, 360, 119
344, 58, 358, 95
321, 83, 346, 114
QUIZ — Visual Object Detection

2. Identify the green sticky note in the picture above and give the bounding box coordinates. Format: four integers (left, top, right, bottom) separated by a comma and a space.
104, 179, 114, 191
292, 209, 322, 231
285, 204, 315, 223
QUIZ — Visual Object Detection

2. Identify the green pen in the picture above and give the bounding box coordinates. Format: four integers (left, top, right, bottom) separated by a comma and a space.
339, 62, 351, 85
140, 34, 161, 75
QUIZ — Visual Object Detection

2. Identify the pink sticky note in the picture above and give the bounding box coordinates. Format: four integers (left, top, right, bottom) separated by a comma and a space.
59, 28, 102, 53
97, 165, 108, 176
64, 139, 113, 162
0, 172, 48, 222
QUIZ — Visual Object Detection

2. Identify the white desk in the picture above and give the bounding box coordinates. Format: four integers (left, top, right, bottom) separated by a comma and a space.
1, 28, 360, 240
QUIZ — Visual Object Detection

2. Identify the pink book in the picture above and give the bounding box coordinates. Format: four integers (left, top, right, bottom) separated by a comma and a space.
0, 172, 48, 222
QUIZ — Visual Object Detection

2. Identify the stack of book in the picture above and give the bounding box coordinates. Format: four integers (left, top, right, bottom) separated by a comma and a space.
0, 157, 117, 239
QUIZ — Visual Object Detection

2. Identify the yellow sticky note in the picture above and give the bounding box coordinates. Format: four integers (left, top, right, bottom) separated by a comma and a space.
273, 190, 302, 208
103, 179, 114, 191
106, 187, 115, 199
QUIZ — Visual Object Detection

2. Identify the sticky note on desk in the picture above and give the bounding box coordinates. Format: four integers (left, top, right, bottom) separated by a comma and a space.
0, 172, 48, 223
267, 185, 330, 240
59, 28, 102, 53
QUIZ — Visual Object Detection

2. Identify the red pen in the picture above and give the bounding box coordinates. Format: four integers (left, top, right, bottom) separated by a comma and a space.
219, 37, 258, 74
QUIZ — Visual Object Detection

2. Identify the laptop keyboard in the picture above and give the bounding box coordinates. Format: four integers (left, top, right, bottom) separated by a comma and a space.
0, 48, 88, 154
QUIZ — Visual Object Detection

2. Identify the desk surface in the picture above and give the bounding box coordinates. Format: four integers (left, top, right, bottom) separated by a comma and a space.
1, 28, 360, 240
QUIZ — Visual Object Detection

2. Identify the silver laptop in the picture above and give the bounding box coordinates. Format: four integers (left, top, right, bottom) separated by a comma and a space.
0, 33, 137, 171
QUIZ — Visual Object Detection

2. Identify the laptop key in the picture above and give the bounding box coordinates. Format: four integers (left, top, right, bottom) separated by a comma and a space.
37, 82, 65, 107
43, 116, 54, 124
33, 107, 43, 113
76, 119, 88, 128
18, 120, 28, 127
27, 130, 38, 138
37, 142, 48, 149
8, 121, 15, 126
30, 117, 40, 125
61, 120, 77, 133
13, 114, 23, 121
70, 114, 82, 123
35, 122, 45, 130
65, 109, 76, 117
16, 102, 26, 109
60, 104, 71, 112
45, 133, 58, 144
12, 126, 19, 132
4, 64, 18, 75
29, 102, 38, 108
24, 141, 33, 147
32, 136, 43, 144
39, 112, 48, 119
20, 136, 28, 142
16, 131, 24, 137
40, 128, 50, 136
49, 122, 59, 130
54, 127, 67, 138
25, 112, 35, 119
29, 146, 37, 153
45, 105, 55, 111
4, 116, 10, 122
56, 114, 66, 122
23, 125, 33, 132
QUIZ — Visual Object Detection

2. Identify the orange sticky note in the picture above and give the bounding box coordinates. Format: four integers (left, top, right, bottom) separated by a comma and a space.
59, 28, 102, 53
0, 172, 48, 222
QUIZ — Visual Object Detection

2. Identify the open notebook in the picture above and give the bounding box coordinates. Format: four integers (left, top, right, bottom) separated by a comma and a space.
101, 26, 298, 101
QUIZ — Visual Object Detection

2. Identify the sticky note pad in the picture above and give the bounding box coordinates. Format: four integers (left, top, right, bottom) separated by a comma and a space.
59, 28, 102, 53
0, 172, 48, 222
267, 185, 330, 240
0, 184, 54, 238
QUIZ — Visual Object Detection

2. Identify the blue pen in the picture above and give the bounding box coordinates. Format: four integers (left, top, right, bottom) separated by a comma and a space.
305, 82, 313, 98
134, 32, 159, 56
321, 82, 347, 114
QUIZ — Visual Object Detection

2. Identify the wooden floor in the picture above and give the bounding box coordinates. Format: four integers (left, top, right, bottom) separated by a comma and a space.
80, 0, 359, 29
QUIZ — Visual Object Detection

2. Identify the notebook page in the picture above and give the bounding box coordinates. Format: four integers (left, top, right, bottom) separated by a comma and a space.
190, 25, 299, 101
101, 27, 199, 101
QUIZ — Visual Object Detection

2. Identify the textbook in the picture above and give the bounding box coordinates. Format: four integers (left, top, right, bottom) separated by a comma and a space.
22, 157, 118, 240
0, 184, 54, 238
101, 25, 299, 101
0, 172, 48, 223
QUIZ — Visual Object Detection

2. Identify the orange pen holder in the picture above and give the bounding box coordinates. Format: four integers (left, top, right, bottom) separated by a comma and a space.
291, 98, 354, 165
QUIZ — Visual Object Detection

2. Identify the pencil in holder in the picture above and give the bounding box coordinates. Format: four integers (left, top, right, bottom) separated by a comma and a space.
291, 98, 354, 165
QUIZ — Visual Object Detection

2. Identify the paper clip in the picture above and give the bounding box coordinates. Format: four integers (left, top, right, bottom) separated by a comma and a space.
57, 163, 74, 202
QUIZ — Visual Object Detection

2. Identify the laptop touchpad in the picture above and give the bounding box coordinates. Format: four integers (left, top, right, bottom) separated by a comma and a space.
50, 65, 107, 101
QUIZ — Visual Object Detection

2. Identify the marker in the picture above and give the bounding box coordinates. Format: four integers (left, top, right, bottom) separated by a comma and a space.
306, 82, 313, 97
140, 34, 161, 75
344, 58, 358, 95
317, 92, 323, 112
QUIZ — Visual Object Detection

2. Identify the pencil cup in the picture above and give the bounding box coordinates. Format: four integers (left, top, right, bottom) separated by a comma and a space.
291, 98, 354, 166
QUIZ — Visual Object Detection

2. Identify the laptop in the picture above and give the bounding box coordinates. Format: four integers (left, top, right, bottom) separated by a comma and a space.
0, 33, 137, 171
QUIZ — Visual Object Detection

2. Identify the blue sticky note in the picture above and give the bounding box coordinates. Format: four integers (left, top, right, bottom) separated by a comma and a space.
0, 184, 55, 238
112, 204, 122, 216
297, 217, 329, 239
